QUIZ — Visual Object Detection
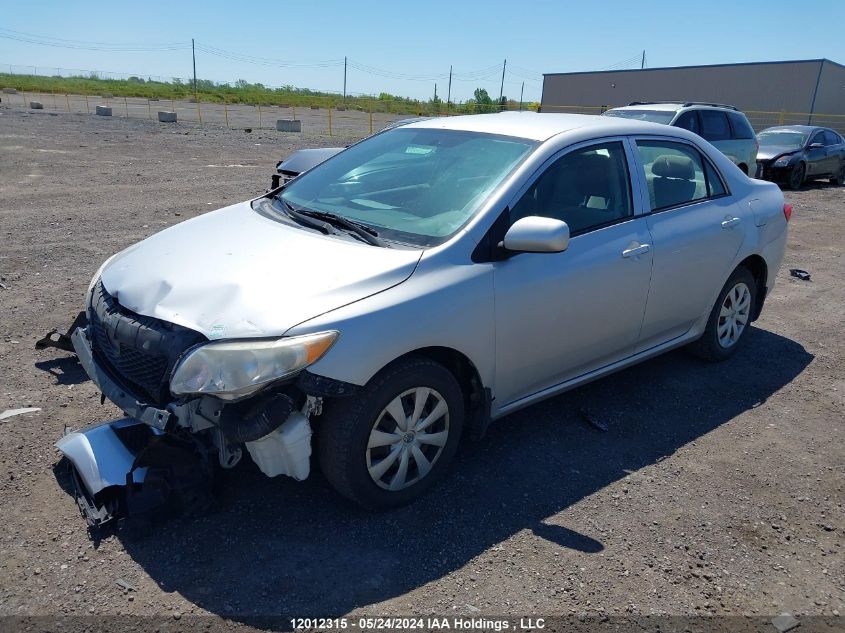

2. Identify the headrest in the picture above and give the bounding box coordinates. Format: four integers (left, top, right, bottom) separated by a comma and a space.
651, 155, 695, 180
576, 153, 613, 198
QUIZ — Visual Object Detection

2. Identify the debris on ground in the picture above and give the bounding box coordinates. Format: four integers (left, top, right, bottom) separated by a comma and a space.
0, 407, 42, 422
789, 268, 811, 281
579, 407, 608, 432
771, 613, 800, 632
116, 578, 137, 592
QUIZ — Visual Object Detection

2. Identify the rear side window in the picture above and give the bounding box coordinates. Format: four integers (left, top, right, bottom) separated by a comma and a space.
727, 112, 755, 139
636, 140, 726, 211
700, 111, 732, 142
674, 111, 700, 135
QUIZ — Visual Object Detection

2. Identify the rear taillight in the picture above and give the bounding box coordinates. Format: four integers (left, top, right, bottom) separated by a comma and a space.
783, 203, 793, 222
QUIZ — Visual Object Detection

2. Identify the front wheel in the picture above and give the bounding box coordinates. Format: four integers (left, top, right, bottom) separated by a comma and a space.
317, 357, 464, 509
787, 162, 806, 190
688, 267, 757, 362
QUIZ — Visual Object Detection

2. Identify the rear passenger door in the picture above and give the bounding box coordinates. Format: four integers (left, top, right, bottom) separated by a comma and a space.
632, 138, 745, 352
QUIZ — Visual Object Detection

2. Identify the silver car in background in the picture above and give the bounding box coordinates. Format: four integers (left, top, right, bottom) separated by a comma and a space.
58, 112, 790, 517
603, 102, 759, 176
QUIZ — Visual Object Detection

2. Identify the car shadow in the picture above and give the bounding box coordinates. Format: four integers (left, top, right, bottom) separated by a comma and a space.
110, 327, 811, 619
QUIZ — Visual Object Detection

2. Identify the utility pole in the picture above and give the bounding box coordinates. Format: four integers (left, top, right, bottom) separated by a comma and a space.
434, 83, 437, 102
519, 82, 524, 111
641, 50, 646, 69
343, 56, 347, 102
446, 65, 452, 114
192, 38, 197, 96
499, 59, 507, 108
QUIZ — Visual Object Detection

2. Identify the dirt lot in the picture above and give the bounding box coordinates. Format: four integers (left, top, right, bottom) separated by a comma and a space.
0, 106, 843, 628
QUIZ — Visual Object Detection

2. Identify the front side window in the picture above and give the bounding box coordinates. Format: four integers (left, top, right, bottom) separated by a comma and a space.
636, 140, 726, 211
823, 130, 842, 146
809, 132, 825, 147
699, 111, 731, 142
510, 141, 633, 235
278, 128, 535, 246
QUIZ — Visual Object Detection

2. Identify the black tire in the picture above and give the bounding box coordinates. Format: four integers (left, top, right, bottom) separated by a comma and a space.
688, 267, 757, 362
317, 356, 464, 509
787, 162, 805, 190
831, 164, 845, 186
738, 163, 748, 177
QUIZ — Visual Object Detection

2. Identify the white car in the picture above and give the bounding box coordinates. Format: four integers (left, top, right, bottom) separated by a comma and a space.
603, 102, 759, 176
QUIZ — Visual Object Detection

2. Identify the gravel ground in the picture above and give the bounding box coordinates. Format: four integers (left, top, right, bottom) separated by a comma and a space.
0, 106, 843, 629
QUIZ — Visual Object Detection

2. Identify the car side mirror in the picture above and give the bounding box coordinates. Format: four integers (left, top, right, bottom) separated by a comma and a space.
502, 216, 570, 253
808, 142, 824, 149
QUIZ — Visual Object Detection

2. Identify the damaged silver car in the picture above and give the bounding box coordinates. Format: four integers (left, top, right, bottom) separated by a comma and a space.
49, 112, 790, 522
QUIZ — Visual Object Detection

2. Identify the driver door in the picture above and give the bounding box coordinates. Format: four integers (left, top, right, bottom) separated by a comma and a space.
492, 139, 653, 407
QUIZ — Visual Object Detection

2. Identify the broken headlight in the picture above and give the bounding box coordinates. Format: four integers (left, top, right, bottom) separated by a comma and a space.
170, 331, 338, 400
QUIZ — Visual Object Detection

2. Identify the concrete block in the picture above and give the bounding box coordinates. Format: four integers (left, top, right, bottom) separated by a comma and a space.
95, 105, 112, 117
2, 87, 17, 94
29, 101, 44, 109
158, 111, 177, 123
276, 119, 302, 132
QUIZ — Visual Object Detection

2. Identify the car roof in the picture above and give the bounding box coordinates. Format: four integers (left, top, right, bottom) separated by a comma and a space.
611, 103, 684, 112
401, 111, 670, 142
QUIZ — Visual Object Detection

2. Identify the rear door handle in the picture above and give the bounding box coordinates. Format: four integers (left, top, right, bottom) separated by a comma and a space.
622, 244, 650, 258
721, 217, 741, 229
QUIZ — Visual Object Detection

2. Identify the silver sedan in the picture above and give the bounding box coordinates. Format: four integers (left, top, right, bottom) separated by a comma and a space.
58, 112, 790, 517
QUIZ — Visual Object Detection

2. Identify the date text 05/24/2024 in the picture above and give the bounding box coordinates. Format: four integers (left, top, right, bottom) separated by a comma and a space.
290, 617, 546, 631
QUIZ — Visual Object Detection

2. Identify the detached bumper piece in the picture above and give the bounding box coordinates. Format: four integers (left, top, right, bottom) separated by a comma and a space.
56, 418, 215, 527
35, 311, 88, 353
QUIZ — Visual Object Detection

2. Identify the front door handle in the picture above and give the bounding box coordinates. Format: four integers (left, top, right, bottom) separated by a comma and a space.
721, 217, 741, 229
622, 243, 650, 258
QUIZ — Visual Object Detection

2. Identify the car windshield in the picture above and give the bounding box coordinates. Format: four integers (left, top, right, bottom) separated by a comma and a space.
277, 128, 536, 246
603, 109, 676, 124
757, 131, 808, 148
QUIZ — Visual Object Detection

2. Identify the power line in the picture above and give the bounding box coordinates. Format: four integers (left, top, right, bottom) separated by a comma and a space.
0, 28, 188, 51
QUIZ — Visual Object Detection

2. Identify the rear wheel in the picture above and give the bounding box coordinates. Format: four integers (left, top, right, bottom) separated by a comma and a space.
787, 162, 806, 190
688, 267, 757, 362
317, 357, 464, 509
738, 163, 749, 177
831, 164, 845, 186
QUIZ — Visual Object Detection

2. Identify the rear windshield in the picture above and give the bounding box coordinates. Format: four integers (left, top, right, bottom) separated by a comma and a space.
603, 109, 676, 125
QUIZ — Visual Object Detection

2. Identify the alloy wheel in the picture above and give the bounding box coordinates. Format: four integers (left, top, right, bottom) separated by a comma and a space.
366, 387, 450, 491
717, 282, 752, 348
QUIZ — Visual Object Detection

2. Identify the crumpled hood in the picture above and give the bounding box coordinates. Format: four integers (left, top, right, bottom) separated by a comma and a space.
100, 200, 422, 339
757, 146, 798, 162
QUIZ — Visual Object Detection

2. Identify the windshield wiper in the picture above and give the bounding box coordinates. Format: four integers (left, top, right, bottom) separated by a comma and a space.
278, 199, 337, 236
294, 209, 389, 248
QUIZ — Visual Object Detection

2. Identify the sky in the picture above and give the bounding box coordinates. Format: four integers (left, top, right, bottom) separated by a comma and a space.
2, 0, 844, 103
